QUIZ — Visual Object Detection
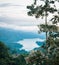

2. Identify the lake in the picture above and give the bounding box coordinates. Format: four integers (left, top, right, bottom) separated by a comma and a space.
0, 27, 46, 53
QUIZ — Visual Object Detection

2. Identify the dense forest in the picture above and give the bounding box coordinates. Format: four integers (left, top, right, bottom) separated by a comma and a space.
0, 32, 59, 65
0, 41, 27, 65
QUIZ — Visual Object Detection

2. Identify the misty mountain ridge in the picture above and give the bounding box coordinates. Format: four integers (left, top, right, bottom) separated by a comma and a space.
0, 27, 45, 53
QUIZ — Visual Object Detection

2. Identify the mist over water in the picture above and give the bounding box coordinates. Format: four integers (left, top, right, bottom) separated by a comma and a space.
0, 27, 46, 53
17, 38, 45, 51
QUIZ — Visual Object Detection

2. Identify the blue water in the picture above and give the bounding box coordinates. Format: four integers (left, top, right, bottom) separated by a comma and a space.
0, 27, 46, 53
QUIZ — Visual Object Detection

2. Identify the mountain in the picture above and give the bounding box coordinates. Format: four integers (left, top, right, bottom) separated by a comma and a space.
0, 27, 45, 53
36, 41, 45, 46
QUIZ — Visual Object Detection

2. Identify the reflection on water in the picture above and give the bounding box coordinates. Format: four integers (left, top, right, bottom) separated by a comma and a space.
17, 38, 45, 51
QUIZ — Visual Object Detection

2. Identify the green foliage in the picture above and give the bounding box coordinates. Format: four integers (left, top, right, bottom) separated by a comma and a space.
38, 24, 58, 32
0, 41, 10, 65
26, 0, 59, 65
0, 41, 10, 58
27, 0, 59, 65
13, 55, 26, 65
50, 15, 59, 24
27, 0, 58, 42
27, 0, 57, 18
0, 41, 27, 65
26, 35, 59, 65
25, 50, 43, 65
0, 58, 7, 65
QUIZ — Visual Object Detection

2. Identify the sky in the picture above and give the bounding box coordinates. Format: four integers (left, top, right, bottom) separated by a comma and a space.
0, 0, 59, 31
0, 0, 42, 31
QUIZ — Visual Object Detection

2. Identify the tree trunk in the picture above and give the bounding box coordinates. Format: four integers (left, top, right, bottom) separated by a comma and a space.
45, 11, 48, 43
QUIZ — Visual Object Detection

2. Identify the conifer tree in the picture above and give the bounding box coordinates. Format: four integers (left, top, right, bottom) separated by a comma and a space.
27, 0, 57, 42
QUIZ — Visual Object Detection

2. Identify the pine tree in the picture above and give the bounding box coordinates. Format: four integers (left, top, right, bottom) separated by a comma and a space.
27, 0, 57, 42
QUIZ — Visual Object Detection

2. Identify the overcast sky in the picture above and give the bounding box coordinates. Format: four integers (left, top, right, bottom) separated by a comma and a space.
0, 0, 42, 25
0, 0, 59, 31
0, 0, 41, 31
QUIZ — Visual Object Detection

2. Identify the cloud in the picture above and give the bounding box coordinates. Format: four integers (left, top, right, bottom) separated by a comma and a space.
0, 22, 39, 31
0, 3, 11, 7
0, 0, 45, 26
0, 15, 43, 26
0, 3, 25, 7
0, 0, 34, 6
